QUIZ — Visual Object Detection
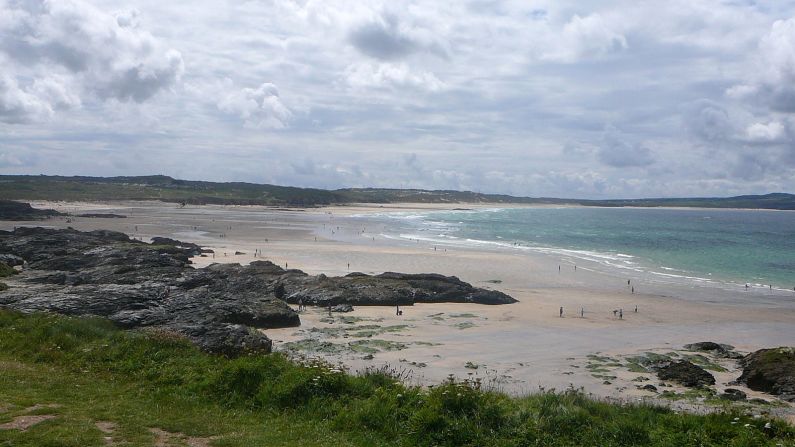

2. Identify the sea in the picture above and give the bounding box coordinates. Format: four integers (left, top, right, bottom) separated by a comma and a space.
356, 207, 795, 292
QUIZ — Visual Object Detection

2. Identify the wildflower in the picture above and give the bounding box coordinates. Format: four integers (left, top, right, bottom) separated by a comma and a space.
744, 423, 751, 428
764, 422, 772, 429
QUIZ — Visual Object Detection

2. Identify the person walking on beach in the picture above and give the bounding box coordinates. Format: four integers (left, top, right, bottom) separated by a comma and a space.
580, 307, 584, 318
619, 309, 623, 319
634, 305, 637, 313
298, 299, 304, 312
631, 286, 634, 294
559, 306, 563, 318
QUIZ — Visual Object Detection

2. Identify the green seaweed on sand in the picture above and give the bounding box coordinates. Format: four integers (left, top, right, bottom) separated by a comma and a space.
454, 322, 476, 330
681, 354, 728, 372
448, 313, 479, 319
348, 339, 407, 354
282, 339, 347, 354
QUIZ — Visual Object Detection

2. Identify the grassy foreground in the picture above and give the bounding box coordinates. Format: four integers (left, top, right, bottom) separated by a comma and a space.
0, 310, 792, 447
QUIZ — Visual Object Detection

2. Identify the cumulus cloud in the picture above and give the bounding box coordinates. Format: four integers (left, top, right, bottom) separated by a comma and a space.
728, 17, 795, 112
346, 62, 445, 91
597, 126, 654, 167
745, 121, 787, 142
0, 0, 183, 123
0, 75, 54, 124
542, 14, 628, 63
217, 82, 292, 129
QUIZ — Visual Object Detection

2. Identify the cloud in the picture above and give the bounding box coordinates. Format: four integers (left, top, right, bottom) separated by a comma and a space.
348, 10, 446, 61
217, 82, 292, 129
349, 14, 418, 61
345, 62, 445, 91
0, 0, 183, 123
745, 121, 787, 143
3, 1, 795, 197
728, 17, 795, 112
598, 126, 654, 167
0, 75, 54, 124
683, 100, 733, 142
542, 14, 628, 63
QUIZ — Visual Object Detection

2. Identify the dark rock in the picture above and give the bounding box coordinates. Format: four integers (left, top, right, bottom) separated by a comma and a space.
654, 360, 716, 388
76, 213, 127, 218
738, 347, 795, 400
642, 384, 658, 392
684, 341, 743, 359
0, 227, 298, 356
150, 237, 204, 256
331, 304, 354, 313
719, 388, 747, 401
0, 200, 62, 221
0, 254, 24, 267
283, 271, 516, 306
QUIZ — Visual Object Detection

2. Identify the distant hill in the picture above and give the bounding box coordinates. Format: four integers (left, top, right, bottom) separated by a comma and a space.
0, 175, 793, 210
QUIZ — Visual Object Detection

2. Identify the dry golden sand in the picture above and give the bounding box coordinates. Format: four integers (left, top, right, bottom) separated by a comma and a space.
4, 201, 795, 410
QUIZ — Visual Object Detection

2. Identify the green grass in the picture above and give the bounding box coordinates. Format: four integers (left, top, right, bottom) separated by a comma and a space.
0, 310, 793, 446
0, 263, 17, 278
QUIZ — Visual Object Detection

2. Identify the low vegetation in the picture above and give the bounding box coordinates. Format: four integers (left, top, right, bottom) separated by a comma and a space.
2, 175, 794, 209
0, 309, 793, 446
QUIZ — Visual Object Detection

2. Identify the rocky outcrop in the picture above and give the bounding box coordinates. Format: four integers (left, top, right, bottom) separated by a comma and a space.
0, 200, 62, 221
77, 213, 127, 218
0, 227, 294, 356
738, 347, 795, 401
0, 227, 516, 356
719, 388, 747, 401
684, 342, 743, 359
654, 360, 715, 388
282, 271, 516, 306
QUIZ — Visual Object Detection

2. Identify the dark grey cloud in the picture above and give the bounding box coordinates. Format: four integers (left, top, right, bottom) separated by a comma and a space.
683, 100, 734, 142
0, 0, 183, 123
597, 126, 654, 167
349, 15, 418, 61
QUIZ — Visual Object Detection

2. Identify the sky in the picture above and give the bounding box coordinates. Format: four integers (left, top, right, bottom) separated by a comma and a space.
1, 0, 795, 199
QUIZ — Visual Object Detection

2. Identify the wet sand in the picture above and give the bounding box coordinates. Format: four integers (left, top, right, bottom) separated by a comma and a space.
4, 200, 795, 414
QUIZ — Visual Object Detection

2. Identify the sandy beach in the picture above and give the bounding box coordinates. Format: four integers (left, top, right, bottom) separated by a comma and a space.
4, 200, 795, 416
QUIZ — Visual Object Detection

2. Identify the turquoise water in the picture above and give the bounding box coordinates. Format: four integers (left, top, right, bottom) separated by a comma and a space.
377, 207, 795, 289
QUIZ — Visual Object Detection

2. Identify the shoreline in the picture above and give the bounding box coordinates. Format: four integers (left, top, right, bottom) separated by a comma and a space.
2, 200, 794, 418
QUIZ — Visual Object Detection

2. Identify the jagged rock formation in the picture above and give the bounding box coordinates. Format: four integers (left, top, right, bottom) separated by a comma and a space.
738, 347, 795, 401
282, 271, 516, 306
654, 360, 716, 388
0, 227, 516, 356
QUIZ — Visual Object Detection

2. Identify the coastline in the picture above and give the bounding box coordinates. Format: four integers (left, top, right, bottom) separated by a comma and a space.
3, 200, 794, 418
